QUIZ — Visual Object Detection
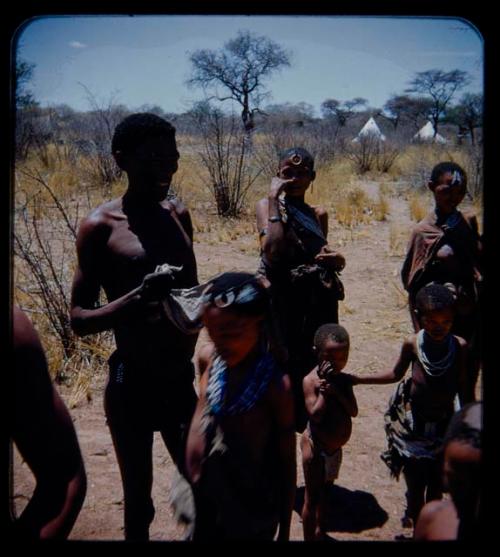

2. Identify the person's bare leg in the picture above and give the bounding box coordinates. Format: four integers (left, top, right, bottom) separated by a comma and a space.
426, 460, 443, 503
108, 423, 155, 541
301, 433, 324, 541
402, 460, 426, 527
315, 482, 329, 540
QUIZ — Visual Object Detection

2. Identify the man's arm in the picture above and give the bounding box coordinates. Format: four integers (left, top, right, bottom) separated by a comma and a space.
69, 215, 143, 336
269, 373, 296, 542
350, 338, 414, 385
12, 307, 87, 539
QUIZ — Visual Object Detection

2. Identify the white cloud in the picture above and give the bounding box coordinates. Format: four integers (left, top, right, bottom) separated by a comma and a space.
69, 41, 87, 49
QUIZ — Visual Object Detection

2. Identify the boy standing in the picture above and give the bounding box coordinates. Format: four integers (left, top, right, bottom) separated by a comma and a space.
401, 162, 483, 395
301, 323, 357, 541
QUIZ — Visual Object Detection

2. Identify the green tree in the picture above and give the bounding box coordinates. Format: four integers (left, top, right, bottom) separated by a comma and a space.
446, 93, 483, 145
405, 69, 470, 137
187, 30, 291, 132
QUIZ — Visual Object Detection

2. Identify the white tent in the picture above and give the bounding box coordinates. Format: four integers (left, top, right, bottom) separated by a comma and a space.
413, 121, 447, 144
352, 117, 386, 142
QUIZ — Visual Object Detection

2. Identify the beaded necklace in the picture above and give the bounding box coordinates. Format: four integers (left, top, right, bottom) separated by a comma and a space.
416, 329, 456, 377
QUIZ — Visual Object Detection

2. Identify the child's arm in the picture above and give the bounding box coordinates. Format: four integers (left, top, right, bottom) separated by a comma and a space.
327, 376, 358, 417
303, 372, 329, 423
456, 337, 475, 405
349, 337, 414, 385
256, 179, 291, 264
185, 370, 210, 485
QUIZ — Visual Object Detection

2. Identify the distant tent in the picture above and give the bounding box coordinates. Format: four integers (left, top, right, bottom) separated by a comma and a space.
352, 117, 386, 142
413, 121, 447, 144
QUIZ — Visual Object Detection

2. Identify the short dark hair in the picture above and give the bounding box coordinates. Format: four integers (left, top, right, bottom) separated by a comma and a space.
204, 272, 269, 317
279, 147, 315, 170
415, 283, 456, 314
111, 113, 177, 156
443, 402, 482, 450
314, 323, 350, 350
430, 161, 467, 186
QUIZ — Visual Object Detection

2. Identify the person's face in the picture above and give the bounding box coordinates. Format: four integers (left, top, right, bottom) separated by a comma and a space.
429, 171, 467, 215
443, 440, 481, 518
277, 159, 315, 197
317, 339, 349, 377
202, 305, 263, 368
419, 307, 454, 341
121, 136, 179, 200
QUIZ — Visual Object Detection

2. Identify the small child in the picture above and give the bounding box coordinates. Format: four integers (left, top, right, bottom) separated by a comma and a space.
401, 161, 483, 395
301, 323, 358, 541
350, 283, 473, 532
414, 402, 481, 541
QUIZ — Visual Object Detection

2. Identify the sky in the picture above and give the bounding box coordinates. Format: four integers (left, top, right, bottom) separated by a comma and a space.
14, 15, 483, 117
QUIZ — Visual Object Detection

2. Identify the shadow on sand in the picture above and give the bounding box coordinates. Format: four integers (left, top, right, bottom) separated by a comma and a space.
294, 484, 389, 534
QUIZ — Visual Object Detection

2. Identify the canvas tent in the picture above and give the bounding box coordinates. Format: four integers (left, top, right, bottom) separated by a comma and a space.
413, 121, 447, 144
352, 117, 386, 142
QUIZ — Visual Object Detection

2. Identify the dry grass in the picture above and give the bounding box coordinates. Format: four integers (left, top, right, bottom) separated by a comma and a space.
373, 193, 390, 221
408, 191, 430, 222
388, 223, 408, 257
13, 139, 483, 398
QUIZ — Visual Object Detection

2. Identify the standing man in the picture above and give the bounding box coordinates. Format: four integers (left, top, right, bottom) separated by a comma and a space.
70, 113, 199, 541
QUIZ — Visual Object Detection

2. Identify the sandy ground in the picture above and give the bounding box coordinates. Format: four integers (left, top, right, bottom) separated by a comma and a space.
11, 180, 481, 541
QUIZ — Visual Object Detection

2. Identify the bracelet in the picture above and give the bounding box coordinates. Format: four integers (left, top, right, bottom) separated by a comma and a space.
268, 216, 281, 223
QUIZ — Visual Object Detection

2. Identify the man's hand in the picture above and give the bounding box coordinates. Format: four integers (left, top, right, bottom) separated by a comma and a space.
315, 245, 345, 272
140, 266, 181, 302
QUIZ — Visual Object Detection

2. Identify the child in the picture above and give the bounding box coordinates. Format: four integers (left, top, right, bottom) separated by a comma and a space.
185, 272, 296, 541
401, 161, 483, 396
301, 323, 358, 541
415, 402, 481, 540
256, 147, 346, 432
350, 283, 473, 531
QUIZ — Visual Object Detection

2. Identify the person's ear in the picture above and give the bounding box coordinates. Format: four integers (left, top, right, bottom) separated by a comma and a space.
311, 170, 316, 181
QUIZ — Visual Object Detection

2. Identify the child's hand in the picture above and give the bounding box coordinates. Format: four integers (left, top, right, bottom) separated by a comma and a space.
269, 177, 291, 199
319, 379, 336, 396
315, 246, 345, 272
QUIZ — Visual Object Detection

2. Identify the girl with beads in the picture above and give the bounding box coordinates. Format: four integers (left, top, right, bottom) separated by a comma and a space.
348, 283, 473, 533
184, 272, 296, 541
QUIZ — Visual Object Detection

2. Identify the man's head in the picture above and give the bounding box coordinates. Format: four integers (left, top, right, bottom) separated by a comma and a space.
442, 402, 481, 520
415, 283, 456, 341
201, 273, 269, 367
112, 113, 179, 200
428, 162, 467, 215
277, 147, 316, 197
313, 323, 350, 375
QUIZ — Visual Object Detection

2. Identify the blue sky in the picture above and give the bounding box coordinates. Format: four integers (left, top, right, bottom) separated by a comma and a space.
15, 15, 483, 117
